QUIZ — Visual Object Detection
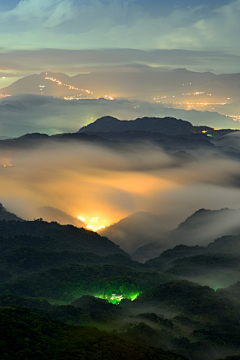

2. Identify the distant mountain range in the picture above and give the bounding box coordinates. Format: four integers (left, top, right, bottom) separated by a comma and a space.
1, 68, 240, 102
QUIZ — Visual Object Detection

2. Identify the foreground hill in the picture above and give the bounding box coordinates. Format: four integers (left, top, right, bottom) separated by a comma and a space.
0, 219, 126, 257
2, 215, 240, 359
0, 307, 187, 360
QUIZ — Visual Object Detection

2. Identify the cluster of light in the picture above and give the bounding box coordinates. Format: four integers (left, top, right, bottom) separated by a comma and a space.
0, 94, 11, 98
110, 294, 123, 304
87, 225, 105, 231
45, 77, 93, 95
2, 164, 12, 167
78, 215, 106, 231
156, 101, 226, 107
226, 115, 240, 122
104, 95, 114, 100
95, 292, 140, 305
194, 91, 205, 95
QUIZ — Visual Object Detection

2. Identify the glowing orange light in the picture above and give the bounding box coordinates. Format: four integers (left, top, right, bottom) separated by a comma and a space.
78, 215, 106, 231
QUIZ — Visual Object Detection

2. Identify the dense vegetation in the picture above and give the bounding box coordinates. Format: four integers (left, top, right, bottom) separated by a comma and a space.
1, 217, 240, 360
0, 220, 126, 256
0, 307, 188, 360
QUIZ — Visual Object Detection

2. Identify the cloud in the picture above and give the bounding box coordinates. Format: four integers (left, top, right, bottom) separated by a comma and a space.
0, 0, 239, 58
1, 0, 75, 27
1, 137, 240, 238
0, 94, 238, 138
2, 49, 240, 76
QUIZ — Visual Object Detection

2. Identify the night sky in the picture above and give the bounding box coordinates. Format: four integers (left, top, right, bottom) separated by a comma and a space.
0, 0, 239, 85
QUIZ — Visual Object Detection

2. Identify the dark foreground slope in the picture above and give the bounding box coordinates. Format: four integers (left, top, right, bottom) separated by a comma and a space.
0, 219, 126, 256
0, 307, 187, 360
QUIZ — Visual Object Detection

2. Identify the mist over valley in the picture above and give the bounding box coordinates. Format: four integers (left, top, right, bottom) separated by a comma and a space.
1, 1, 240, 356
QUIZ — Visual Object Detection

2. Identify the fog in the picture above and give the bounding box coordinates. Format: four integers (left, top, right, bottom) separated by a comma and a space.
1, 137, 240, 255
0, 94, 238, 138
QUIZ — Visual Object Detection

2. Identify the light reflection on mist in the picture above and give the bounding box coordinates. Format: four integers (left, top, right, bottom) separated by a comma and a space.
1, 139, 240, 235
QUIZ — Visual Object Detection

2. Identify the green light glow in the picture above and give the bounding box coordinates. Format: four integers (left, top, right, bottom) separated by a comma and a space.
95, 292, 140, 305
207, 134, 213, 137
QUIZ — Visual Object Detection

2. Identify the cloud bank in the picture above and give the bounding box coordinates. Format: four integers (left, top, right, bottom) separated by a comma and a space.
0, 0, 240, 77
0, 94, 238, 137
1, 138, 240, 237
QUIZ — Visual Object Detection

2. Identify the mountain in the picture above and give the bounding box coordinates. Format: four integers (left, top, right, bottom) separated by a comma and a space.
99, 211, 176, 254
0, 92, 237, 138
37, 206, 85, 227
0, 307, 186, 360
0, 219, 127, 257
78, 115, 237, 142
0, 72, 86, 98
78, 116, 195, 135
132, 208, 240, 262
0, 203, 23, 221
144, 233, 240, 288
2, 68, 240, 103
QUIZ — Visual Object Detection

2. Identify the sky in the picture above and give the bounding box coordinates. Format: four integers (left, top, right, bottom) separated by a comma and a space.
0, 0, 240, 87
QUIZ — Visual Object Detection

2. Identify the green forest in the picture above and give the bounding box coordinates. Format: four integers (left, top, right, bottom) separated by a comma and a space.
1, 219, 240, 360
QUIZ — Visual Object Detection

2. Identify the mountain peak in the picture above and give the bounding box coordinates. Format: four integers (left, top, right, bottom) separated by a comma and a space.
78, 116, 194, 136
0, 203, 23, 221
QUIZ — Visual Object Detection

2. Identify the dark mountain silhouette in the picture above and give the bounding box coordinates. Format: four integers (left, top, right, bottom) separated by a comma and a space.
78, 116, 237, 145
0, 219, 127, 257
100, 211, 176, 254
0, 248, 146, 276
78, 116, 195, 136
0, 117, 238, 159
132, 208, 240, 262
0, 203, 23, 221
37, 206, 85, 227
0, 131, 107, 150
145, 233, 240, 276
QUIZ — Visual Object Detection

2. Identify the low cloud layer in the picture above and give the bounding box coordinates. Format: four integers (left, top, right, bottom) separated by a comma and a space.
0, 94, 238, 137
1, 138, 240, 247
